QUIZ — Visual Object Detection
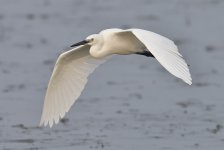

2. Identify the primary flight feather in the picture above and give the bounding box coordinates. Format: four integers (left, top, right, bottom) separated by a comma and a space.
40, 28, 192, 127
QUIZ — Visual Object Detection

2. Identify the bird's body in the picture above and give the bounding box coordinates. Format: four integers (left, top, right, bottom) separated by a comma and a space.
40, 28, 192, 127
89, 28, 145, 58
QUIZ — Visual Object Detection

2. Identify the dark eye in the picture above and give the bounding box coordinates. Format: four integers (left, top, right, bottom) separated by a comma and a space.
90, 38, 94, 41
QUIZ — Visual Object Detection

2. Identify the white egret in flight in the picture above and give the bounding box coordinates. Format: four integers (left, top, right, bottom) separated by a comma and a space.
40, 28, 192, 127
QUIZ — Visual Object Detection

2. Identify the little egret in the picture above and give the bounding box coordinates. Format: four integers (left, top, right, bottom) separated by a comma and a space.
40, 28, 192, 127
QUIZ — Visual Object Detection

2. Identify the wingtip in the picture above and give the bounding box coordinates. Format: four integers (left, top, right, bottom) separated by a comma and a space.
189, 78, 192, 85
39, 118, 44, 127
39, 113, 64, 128
184, 76, 192, 85
186, 80, 192, 85
39, 119, 54, 128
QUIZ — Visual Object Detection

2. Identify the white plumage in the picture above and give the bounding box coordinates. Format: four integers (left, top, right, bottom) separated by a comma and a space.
40, 28, 192, 127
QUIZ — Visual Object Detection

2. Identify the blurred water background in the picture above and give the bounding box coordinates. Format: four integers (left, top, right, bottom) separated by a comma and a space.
0, 0, 224, 149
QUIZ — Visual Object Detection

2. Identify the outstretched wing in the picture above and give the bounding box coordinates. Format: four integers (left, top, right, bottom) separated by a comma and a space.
126, 29, 192, 85
40, 45, 106, 127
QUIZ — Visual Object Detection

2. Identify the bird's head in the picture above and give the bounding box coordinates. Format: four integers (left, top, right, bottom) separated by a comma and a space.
70, 34, 104, 58
70, 34, 100, 47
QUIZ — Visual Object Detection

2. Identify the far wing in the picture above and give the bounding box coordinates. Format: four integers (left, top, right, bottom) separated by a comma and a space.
40, 45, 106, 127
127, 29, 192, 85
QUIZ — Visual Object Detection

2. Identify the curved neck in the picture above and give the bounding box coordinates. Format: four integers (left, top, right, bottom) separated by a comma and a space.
89, 35, 107, 58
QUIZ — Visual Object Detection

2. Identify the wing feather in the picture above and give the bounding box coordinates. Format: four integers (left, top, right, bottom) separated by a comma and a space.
40, 45, 106, 127
128, 29, 192, 85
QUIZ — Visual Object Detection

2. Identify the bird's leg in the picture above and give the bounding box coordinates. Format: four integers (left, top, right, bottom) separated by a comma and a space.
135, 51, 154, 58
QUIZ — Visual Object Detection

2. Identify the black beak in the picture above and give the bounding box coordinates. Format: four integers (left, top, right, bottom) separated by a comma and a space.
70, 40, 89, 47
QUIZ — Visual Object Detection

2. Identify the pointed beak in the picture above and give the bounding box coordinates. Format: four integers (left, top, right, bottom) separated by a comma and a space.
70, 40, 89, 47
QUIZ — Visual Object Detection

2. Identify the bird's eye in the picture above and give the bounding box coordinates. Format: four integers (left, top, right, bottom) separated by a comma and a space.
90, 38, 94, 42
